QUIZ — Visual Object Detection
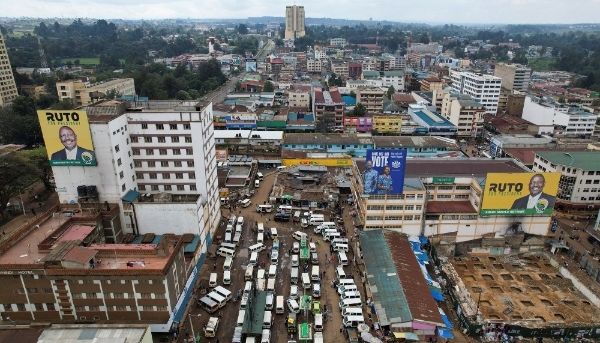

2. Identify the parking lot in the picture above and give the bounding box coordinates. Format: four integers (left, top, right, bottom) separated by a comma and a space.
187, 171, 368, 343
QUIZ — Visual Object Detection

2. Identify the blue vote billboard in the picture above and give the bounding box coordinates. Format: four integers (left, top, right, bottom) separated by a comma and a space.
363, 149, 408, 196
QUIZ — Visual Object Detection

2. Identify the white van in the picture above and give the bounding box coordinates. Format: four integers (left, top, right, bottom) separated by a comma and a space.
331, 238, 349, 246
318, 222, 337, 230
312, 283, 321, 298
287, 298, 300, 313
323, 232, 340, 242
289, 285, 298, 299
333, 243, 349, 252
341, 291, 362, 301
223, 256, 233, 270
270, 250, 279, 265
226, 224, 233, 234
235, 225, 243, 234
278, 205, 293, 214
337, 279, 355, 288
257, 278, 266, 291
268, 264, 277, 279
309, 242, 317, 253
257, 233, 264, 244
343, 315, 366, 328
233, 233, 242, 246
276, 166, 287, 172
265, 293, 274, 310
337, 284, 358, 295
314, 313, 324, 332
261, 329, 270, 343
228, 215, 237, 226
241, 199, 252, 208
209, 273, 218, 288
256, 204, 272, 213
301, 273, 311, 289
342, 307, 363, 317
311, 266, 320, 281
237, 216, 244, 227
336, 266, 347, 280
300, 218, 308, 228
220, 243, 237, 251
276, 295, 285, 314
244, 281, 253, 295
320, 229, 338, 237
240, 294, 249, 310
291, 254, 299, 267
223, 270, 231, 285
267, 278, 276, 293
249, 252, 258, 266
254, 180, 260, 188
292, 231, 307, 241
309, 217, 324, 226
339, 298, 363, 309
217, 247, 236, 258
237, 310, 246, 327
262, 311, 272, 329
257, 268, 266, 280
207, 291, 227, 308
214, 286, 232, 301
291, 267, 299, 284
293, 211, 301, 220
257, 172, 264, 180
338, 251, 348, 266
248, 243, 266, 254
314, 332, 324, 343
257, 223, 264, 233
271, 228, 278, 238
225, 232, 232, 244
311, 253, 319, 265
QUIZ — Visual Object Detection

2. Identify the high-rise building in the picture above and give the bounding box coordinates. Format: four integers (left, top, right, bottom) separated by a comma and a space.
493, 63, 531, 92
450, 70, 501, 115
285, 5, 306, 40
0, 32, 18, 106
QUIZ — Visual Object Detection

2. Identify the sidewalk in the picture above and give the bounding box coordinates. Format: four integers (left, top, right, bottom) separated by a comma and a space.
1, 181, 59, 236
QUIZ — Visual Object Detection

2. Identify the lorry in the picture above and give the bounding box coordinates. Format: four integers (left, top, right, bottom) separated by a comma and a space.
298, 322, 313, 343
286, 312, 297, 333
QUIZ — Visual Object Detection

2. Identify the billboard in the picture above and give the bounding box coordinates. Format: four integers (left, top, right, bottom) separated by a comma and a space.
37, 110, 97, 166
363, 149, 407, 196
481, 172, 561, 216
246, 58, 257, 72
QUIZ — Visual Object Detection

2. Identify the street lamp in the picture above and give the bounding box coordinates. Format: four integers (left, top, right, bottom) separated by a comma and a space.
18, 189, 26, 216
188, 313, 201, 343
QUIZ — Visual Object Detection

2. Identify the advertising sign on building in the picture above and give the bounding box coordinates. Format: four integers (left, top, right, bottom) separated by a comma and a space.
37, 110, 97, 166
363, 149, 407, 196
481, 172, 561, 216
246, 58, 257, 72
215, 150, 228, 161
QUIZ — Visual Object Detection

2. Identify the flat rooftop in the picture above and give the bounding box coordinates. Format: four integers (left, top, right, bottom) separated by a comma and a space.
450, 254, 600, 327
37, 324, 150, 343
412, 109, 456, 127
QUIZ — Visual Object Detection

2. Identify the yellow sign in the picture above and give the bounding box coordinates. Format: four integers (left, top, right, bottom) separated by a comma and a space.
37, 110, 97, 166
282, 158, 352, 167
481, 172, 561, 216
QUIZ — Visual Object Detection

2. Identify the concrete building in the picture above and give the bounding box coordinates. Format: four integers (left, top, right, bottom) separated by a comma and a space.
450, 71, 501, 115
448, 98, 486, 140
494, 63, 531, 92
37, 325, 153, 343
408, 103, 458, 137
312, 86, 345, 126
522, 96, 598, 137
314, 49, 326, 60
329, 38, 347, 47
56, 78, 136, 107
289, 88, 310, 108
356, 88, 385, 114
372, 116, 403, 134
306, 58, 323, 73
372, 136, 462, 158
348, 62, 363, 79
285, 5, 306, 40
331, 62, 348, 77
420, 77, 444, 92
506, 93, 526, 116
0, 32, 18, 106
533, 151, 600, 213
282, 133, 373, 157
381, 71, 405, 92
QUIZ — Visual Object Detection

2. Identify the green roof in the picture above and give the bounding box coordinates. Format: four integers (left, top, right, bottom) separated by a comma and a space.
382, 71, 405, 77
536, 151, 600, 171
362, 71, 380, 79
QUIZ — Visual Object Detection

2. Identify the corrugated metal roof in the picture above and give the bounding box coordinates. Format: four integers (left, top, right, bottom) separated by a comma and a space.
426, 201, 477, 214
38, 326, 148, 343
62, 246, 98, 265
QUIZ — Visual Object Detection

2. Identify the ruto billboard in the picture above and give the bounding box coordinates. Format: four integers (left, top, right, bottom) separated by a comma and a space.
481, 172, 561, 216
37, 110, 97, 166
363, 149, 407, 196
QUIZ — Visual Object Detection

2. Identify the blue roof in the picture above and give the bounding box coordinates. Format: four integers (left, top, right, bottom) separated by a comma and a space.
343, 95, 356, 105
121, 190, 140, 203
360, 229, 412, 325
413, 110, 456, 127
184, 236, 200, 253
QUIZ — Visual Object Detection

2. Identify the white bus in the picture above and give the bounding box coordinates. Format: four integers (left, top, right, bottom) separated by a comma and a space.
256, 204, 273, 213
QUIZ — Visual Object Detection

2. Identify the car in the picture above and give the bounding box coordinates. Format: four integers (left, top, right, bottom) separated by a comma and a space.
290, 285, 299, 300
274, 213, 291, 222
271, 250, 279, 265
292, 242, 300, 254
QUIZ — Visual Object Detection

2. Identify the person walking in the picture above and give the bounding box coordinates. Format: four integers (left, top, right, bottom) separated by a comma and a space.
213, 262, 217, 270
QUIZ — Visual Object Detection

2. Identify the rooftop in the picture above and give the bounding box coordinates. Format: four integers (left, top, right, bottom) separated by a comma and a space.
457, 99, 484, 108
503, 148, 587, 166
393, 94, 417, 103
535, 151, 600, 171
492, 134, 553, 145
402, 158, 525, 177
37, 324, 151, 343
426, 201, 477, 214
372, 136, 460, 150
284, 133, 369, 145
412, 109, 456, 127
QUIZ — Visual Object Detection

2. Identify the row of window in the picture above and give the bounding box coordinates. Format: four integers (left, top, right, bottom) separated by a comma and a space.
132, 148, 193, 155
367, 205, 423, 211
72, 292, 165, 299
367, 194, 424, 200
132, 136, 193, 143
138, 184, 197, 191
76, 279, 162, 284
14, 288, 53, 294
75, 305, 168, 311
134, 160, 195, 168
366, 215, 422, 221
136, 172, 195, 180
141, 123, 191, 130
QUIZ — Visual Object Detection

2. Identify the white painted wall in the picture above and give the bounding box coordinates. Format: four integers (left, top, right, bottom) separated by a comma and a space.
522, 97, 555, 125
134, 202, 201, 235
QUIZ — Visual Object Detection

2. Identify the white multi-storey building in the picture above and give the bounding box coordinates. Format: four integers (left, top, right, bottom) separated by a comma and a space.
380, 71, 405, 92
314, 49, 326, 60
522, 96, 598, 137
307, 58, 323, 73
450, 71, 501, 115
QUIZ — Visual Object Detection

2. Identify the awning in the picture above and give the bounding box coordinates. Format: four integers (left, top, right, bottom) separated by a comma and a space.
121, 190, 140, 203
438, 328, 454, 339
430, 289, 444, 301
393, 333, 406, 339
258, 159, 282, 164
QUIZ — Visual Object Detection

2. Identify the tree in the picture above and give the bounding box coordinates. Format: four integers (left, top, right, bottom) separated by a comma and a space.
19, 148, 53, 191
187, 89, 200, 99
349, 90, 356, 98
386, 85, 396, 99
238, 24, 249, 35
315, 112, 336, 133
591, 99, 600, 106
176, 90, 192, 100
352, 102, 367, 117
0, 154, 41, 219
274, 38, 284, 47
263, 81, 275, 92
50, 98, 74, 110
558, 97, 566, 104
0, 97, 43, 146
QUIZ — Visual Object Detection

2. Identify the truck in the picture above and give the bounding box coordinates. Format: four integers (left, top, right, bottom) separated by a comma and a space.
345, 328, 359, 343
286, 312, 297, 333
232, 326, 243, 343
298, 322, 313, 343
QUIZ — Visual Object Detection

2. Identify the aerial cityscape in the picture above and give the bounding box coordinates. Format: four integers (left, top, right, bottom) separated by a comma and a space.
1, 3, 600, 343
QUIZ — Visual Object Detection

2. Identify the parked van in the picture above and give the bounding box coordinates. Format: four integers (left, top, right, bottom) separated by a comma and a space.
240, 294, 249, 310
333, 243, 349, 252
318, 222, 337, 230
241, 199, 251, 208
223, 270, 231, 285
233, 233, 242, 246
287, 298, 300, 313
342, 307, 363, 317
270, 250, 279, 265
320, 229, 338, 237
220, 242, 237, 250
309, 242, 317, 253
336, 266, 347, 280
261, 329, 271, 343
237, 216, 244, 226
337, 284, 358, 295
226, 224, 233, 234
276, 295, 285, 314
339, 298, 363, 310
256, 204, 272, 213
209, 273, 218, 288
337, 279, 355, 288
265, 293, 274, 310
331, 238, 349, 246
341, 291, 362, 301
257, 222, 264, 233
301, 273, 311, 289
262, 311, 272, 329
311, 253, 319, 265
249, 252, 258, 266
224, 232, 232, 244
228, 215, 237, 226
255, 180, 260, 188
257, 268, 266, 280
248, 243, 266, 254
338, 251, 349, 266
236, 225, 243, 234
314, 313, 324, 332
223, 256, 233, 270
343, 315, 365, 328
312, 283, 321, 298
198, 296, 219, 313
323, 232, 340, 241
244, 281, 253, 295
237, 310, 246, 327
207, 291, 227, 308
291, 267, 299, 284
217, 247, 236, 258
271, 228, 278, 238
257, 278, 266, 291
267, 278, 276, 293
309, 217, 324, 226
314, 332, 324, 343
289, 285, 298, 299
292, 231, 307, 241
276, 166, 287, 172
311, 266, 320, 281
257, 172, 264, 180
293, 211, 301, 220
214, 286, 232, 301
291, 254, 299, 267
300, 218, 308, 228
278, 205, 293, 214
268, 264, 277, 279
257, 233, 264, 244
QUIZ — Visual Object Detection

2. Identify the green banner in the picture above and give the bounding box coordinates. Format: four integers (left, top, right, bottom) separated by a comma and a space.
481, 208, 553, 216
433, 177, 455, 184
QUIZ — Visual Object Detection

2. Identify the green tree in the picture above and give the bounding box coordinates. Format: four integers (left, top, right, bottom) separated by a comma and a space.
349, 90, 356, 98
19, 148, 53, 191
238, 24, 249, 35
0, 154, 41, 219
0, 96, 43, 146
558, 97, 566, 103
187, 89, 200, 99
176, 90, 192, 100
50, 98, 74, 110
263, 81, 275, 92
352, 102, 367, 117
591, 99, 600, 106
386, 85, 396, 99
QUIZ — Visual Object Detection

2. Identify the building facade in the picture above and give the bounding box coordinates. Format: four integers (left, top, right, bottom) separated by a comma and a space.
494, 63, 531, 92
448, 99, 486, 139
289, 88, 310, 108
56, 78, 136, 107
285, 5, 306, 40
522, 96, 598, 137
0, 32, 18, 106
450, 71, 501, 115
356, 88, 385, 114
313, 86, 345, 126
306, 59, 323, 73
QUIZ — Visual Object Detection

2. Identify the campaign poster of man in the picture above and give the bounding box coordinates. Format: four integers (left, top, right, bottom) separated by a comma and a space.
363, 149, 407, 196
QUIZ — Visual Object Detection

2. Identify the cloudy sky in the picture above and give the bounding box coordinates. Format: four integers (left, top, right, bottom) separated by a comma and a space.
3, 0, 600, 24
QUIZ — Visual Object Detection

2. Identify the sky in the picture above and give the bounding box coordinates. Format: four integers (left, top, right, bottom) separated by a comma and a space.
3, 0, 600, 24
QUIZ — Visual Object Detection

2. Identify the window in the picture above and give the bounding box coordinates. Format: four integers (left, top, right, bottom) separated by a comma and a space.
159, 149, 167, 155
170, 124, 177, 130
141, 124, 148, 129
158, 137, 166, 143
161, 161, 169, 167
136, 173, 144, 179
42, 288, 53, 293
189, 173, 196, 179
149, 173, 157, 179
131, 136, 139, 143
173, 149, 181, 155
139, 185, 146, 191
119, 171, 124, 179
157, 306, 168, 311
148, 161, 156, 167
86, 293, 97, 298
368, 205, 385, 211
117, 158, 122, 166
144, 137, 153, 143
113, 293, 124, 298
187, 161, 195, 167
46, 303, 55, 310
190, 185, 197, 191
114, 145, 120, 152
404, 205, 415, 210
26, 288, 38, 293
35, 303, 44, 311
586, 180, 592, 184
185, 137, 192, 143
75, 306, 86, 311
3, 304, 12, 311
176, 173, 184, 179
583, 188, 590, 192
133, 149, 140, 155
134, 161, 142, 167
177, 185, 185, 191
162, 173, 170, 179
437, 195, 452, 199
164, 185, 172, 191
146, 149, 154, 155
455, 194, 469, 200
89, 306, 100, 311
115, 306, 126, 311
174, 161, 182, 167
186, 149, 193, 155
140, 293, 152, 299
151, 185, 159, 191
143, 306, 154, 311
171, 136, 179, 143
156, 124, 164, 130
184, 124, 191, 130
